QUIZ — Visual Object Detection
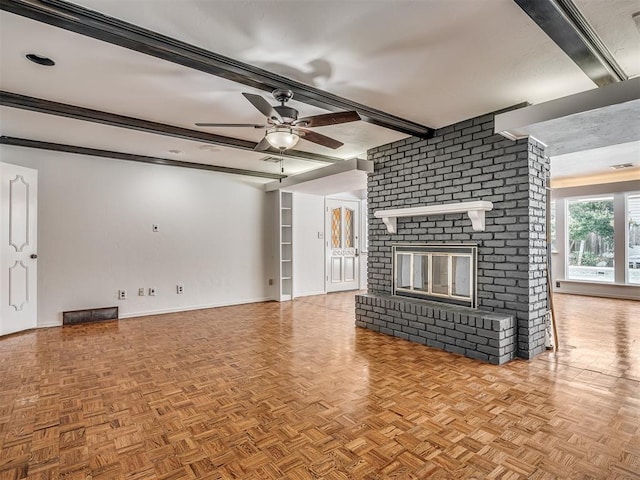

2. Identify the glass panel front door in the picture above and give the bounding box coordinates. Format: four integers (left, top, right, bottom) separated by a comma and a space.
326, 199, 360, 292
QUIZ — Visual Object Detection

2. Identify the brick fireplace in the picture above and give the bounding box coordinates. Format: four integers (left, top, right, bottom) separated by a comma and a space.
355, 110, 549, 364
393, 243, 477, 308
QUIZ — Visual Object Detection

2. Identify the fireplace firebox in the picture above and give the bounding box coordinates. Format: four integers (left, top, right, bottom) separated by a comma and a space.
393, 244, 477, 308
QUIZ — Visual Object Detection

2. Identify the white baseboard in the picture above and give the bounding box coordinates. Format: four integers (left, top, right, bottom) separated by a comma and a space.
32, 296, 275, 328
119, 296, 274, 319
37, 322, 62, 329
553, 281, 639, 301
292, 290, 326, 299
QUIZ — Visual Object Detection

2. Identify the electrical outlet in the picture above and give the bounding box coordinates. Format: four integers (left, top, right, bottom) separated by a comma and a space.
152, 224, 159, 232
149, 287, 156, 296
555, 281, 560, 288
176, 285, 184, 294
118, 289, 127, 300
268, 278, 274, 286
138, 288, 145, 296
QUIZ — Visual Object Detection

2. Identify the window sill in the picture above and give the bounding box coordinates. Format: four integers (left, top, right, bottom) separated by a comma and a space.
557, 279, 639, 288
554, 280, 639, 301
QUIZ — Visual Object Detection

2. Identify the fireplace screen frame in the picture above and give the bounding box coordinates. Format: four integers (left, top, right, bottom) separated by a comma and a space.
393, 244, 478, 308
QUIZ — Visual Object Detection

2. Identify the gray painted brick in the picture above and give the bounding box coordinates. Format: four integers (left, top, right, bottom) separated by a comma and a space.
362, 108, 548, 362
466, 350, 489, 362
456, 324, 476, 333
444, 345, 466, 355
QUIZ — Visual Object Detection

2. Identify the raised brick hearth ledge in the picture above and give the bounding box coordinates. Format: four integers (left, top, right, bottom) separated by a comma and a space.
356, 293, 516, 365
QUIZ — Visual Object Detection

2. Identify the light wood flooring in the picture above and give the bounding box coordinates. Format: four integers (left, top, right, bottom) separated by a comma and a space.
0, 292, 638, 479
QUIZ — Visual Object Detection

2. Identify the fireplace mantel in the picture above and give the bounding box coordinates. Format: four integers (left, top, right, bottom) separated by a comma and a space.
374, 201, 493, 233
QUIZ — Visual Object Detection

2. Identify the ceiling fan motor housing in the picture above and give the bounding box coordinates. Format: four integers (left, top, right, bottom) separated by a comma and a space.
197, 88, 358, 150
274, 105, 298, 123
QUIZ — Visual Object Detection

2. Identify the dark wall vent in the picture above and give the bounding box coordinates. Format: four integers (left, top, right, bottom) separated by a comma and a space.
63, 306, 118, 325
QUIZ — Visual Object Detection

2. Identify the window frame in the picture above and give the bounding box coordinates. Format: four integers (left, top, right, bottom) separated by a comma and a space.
626, 192, 640, 285
560, 191, 640, 286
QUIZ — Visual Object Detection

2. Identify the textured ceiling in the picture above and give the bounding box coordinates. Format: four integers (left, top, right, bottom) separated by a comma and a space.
1, 0, 639, 182
551, 141, 640, 179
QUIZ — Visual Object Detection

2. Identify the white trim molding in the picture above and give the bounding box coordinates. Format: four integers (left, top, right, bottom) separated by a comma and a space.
374, 201, 493, 233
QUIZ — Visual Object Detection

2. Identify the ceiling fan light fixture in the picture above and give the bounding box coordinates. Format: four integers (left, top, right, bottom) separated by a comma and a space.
265, 126, 300, 150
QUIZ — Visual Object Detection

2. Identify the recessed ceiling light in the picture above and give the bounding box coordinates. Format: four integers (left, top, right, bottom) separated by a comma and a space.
25, 53, 55, 66
610, 163, 634, 170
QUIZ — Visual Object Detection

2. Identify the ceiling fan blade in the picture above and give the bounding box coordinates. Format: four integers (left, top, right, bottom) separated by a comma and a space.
298, 128, 344, 149
294, 111, 360, 128
195, 123, 266, 128
254, 136, 272, 151
242, 93, 283, 122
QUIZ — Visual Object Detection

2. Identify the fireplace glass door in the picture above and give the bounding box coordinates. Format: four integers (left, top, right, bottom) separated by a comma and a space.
413, 254, 428, 291
431, 255, 449, 295
393, 244, 477, 307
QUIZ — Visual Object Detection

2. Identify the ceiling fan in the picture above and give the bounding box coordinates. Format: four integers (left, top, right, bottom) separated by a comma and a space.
196, 89, 360, 151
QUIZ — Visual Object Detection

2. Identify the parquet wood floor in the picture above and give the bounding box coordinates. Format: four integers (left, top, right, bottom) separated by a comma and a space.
0, 292, 638, 479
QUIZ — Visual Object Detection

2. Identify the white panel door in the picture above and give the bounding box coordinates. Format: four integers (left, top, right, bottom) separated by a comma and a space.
1, 163, 38, 335
326, 199, 359, 292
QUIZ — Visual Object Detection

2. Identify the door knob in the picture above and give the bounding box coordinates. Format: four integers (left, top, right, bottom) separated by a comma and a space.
30, 254, 38, 259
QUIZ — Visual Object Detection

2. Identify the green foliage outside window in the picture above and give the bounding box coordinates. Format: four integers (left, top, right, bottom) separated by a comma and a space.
568, 199, 614, 268
568, 200, 614, 243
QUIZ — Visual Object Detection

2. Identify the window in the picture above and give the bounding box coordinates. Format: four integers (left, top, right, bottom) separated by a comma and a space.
567, 197, 614, 282
628, 194, 640, 285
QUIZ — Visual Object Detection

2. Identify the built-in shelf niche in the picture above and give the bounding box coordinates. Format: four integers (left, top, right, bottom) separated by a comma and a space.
279, 192, 293, 301
374, 201, 493, 233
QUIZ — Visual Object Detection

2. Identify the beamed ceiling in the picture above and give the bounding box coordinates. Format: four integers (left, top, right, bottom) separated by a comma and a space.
0, 0, 639, 184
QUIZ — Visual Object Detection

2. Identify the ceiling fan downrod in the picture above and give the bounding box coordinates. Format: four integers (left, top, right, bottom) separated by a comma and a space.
272, 88, 294, 105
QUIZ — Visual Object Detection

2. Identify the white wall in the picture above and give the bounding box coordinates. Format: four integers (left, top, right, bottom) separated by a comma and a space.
292, 192, 325, 297
360, 199, 368, 290
1, 146, 275, 326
